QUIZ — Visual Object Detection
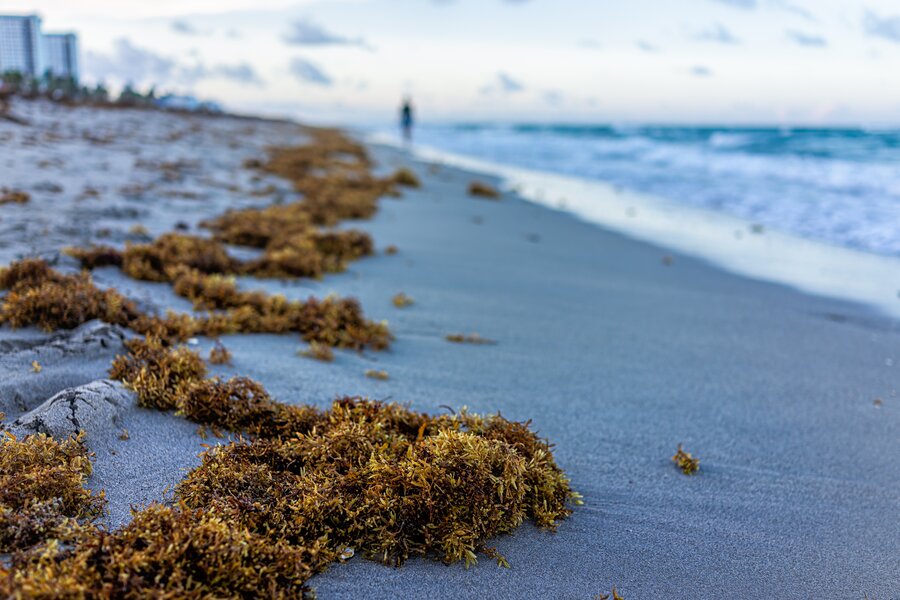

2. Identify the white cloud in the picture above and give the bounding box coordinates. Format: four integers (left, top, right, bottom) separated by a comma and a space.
786, 30, 827, 47
480, 72, 525, 95
694, 23, 740, 44
84, 39, 264, 88
214, 63, 265, 85
542, 89, 564, 105
84, 39, 175, 84
864, 11, 900, 44
289, 57, 333, 86
171, 20, 201, 35
282, 19, 370, 49
769, 0, 816, 21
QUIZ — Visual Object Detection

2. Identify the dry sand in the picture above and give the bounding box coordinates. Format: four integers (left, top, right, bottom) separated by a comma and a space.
1, 100, 897, 599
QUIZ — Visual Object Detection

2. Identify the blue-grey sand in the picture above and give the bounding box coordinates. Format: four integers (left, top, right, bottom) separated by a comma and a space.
1, 101, 898, 599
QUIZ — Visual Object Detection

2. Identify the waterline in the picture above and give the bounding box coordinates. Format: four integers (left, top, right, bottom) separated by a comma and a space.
371, 133, 900, 320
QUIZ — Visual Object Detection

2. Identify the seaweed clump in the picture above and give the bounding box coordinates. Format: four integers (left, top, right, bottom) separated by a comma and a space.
0, 259, 391, 351
1, 503, 319, 599
119, 341, 576, 561
2, 317, 577, 596
63, 245, 123, 270
121, 233, 239, 282
0, 432, 104, 555
174, 398, 577, 568
209, 342, 232, 365
468, 181, 501, 199
109, 336, 207, 410
58, 128, 398, 351
299, 341, 334, 362
0, 259, 139, 331
672, 444, 699, 475
0, 188, 30, 204
392, 167, 421, 188
392, 292, 414, 308
110, 337, 318, 437
191, 129, 398, 279
121, 340, 576, 565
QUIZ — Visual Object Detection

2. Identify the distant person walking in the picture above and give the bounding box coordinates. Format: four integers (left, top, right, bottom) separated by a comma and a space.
400, 97, 414, 142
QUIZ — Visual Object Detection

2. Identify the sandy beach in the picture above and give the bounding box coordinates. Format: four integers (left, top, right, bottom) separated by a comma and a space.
1, 100, 898, 599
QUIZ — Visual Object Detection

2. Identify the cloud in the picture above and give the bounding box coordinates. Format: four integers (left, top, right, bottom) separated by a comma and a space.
542, 90, 564, 106
85, 39, 175, 84
496, 72, 524, 92
690, 65, 714, 77
694, 23, 740, 44
214, 63, 264, 85
171, 20, 200, 35
84, 38, 264, 88
168, 62, 265, 87
282, 19, 370, 49
864, 11, 900, 44
578, 39, 602, 50
786, 29, 827, 47
769, 0, 815, 21
480, 71, 525, 95
289, 57, 333, 86
711, 0, 757, 9
636, 40, 659, 52
717, 0, 815, 19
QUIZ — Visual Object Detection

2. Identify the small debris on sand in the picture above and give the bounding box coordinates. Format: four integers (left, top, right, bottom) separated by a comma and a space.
392, 167, 421, 188
0, 188, 30, 204
672, 444, 700, 475
392, 293, 414, 308
446, 333, 497, 345
468, 181, 501, 199
299, 341, 335, 362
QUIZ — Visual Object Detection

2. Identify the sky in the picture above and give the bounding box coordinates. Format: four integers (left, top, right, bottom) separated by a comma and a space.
3, 0, 900, 125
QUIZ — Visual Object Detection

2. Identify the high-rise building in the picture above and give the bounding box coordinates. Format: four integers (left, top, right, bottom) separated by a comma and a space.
43, 33, 78, 79
0, 15, 44, 77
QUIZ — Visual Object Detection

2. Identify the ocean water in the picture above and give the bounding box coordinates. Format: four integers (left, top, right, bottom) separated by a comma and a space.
402, 124, 900, 257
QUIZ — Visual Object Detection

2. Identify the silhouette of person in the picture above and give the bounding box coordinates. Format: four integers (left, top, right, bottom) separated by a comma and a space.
400, 97, 414, 142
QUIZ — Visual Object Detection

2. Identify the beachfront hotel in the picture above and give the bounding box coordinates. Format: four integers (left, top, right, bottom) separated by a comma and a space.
43, 33, 79, 79
0, 14, 79, 80
0, 15, 43, 77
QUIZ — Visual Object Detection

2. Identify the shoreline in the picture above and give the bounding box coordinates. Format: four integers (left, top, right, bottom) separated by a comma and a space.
370, 133, 900, 322
0, 101, 897, 598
